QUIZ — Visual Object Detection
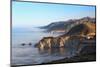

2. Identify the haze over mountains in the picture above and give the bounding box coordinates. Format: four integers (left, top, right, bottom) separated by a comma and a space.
35, 17, 96, 48
34, 17, 96, 64
40, 17, 95, 33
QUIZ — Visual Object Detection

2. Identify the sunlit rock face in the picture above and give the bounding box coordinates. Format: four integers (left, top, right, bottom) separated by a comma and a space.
34, 37, 53, 49
34, 23, 96, 51
34, 35, 83, 50
34, 36, 70, 49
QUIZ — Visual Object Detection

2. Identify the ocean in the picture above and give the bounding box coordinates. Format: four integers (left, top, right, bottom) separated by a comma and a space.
11, 27, 76, 65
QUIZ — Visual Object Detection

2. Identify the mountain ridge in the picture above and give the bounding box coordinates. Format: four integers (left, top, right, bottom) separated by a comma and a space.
39, 17, 95, 33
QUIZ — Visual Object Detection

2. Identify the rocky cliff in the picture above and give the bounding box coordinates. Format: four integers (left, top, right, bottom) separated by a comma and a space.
34, 23, 96, 51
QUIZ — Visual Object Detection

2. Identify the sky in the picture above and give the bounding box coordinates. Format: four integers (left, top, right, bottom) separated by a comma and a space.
12, 1, 96, 28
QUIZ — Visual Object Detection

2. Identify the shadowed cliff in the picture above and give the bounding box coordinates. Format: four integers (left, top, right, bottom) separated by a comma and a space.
34, 18, 96, 64
34, 22, 96, 49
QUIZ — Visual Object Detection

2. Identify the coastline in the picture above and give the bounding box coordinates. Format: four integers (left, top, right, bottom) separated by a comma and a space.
42, 51, 96, 64
11, 43, 96, 67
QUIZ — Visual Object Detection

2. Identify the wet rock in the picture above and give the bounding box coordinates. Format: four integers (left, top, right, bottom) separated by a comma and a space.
79, 45, 96, 55
29, 42, 32, 46
21, 43, 25, 46
41, 45, 96, 64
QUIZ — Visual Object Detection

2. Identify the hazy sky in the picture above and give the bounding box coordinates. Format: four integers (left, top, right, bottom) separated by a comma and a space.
12, 1, 95, 28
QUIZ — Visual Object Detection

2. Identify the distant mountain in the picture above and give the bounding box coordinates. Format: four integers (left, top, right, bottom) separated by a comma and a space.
40, 17, 96, 32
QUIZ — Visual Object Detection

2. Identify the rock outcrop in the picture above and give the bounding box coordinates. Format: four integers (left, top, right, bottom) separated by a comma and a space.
34, 36, 70, 49
34, 22, 96, 50
33, 17, 96, 64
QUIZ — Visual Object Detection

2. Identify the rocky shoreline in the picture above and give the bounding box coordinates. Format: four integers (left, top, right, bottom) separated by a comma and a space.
42, 54, 95, 65
42, 46, 96, 64
33, 22, 96, 65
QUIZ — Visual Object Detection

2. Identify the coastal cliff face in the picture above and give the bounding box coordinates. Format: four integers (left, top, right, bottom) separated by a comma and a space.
34, 17, 96, 64
34, 23, 96, 50
34, 36, 70, 49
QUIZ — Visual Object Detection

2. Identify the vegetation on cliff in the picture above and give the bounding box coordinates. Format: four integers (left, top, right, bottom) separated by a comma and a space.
40, 17, 95, 33
34, 17, 96, 64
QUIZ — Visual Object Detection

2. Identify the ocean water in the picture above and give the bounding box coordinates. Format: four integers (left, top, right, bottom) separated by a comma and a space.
11, 27, 76, 66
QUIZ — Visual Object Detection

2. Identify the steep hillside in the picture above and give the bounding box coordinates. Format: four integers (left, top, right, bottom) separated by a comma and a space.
40, 17, 95, 32
34, 22, 96, 48
63, 22, 96, 36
